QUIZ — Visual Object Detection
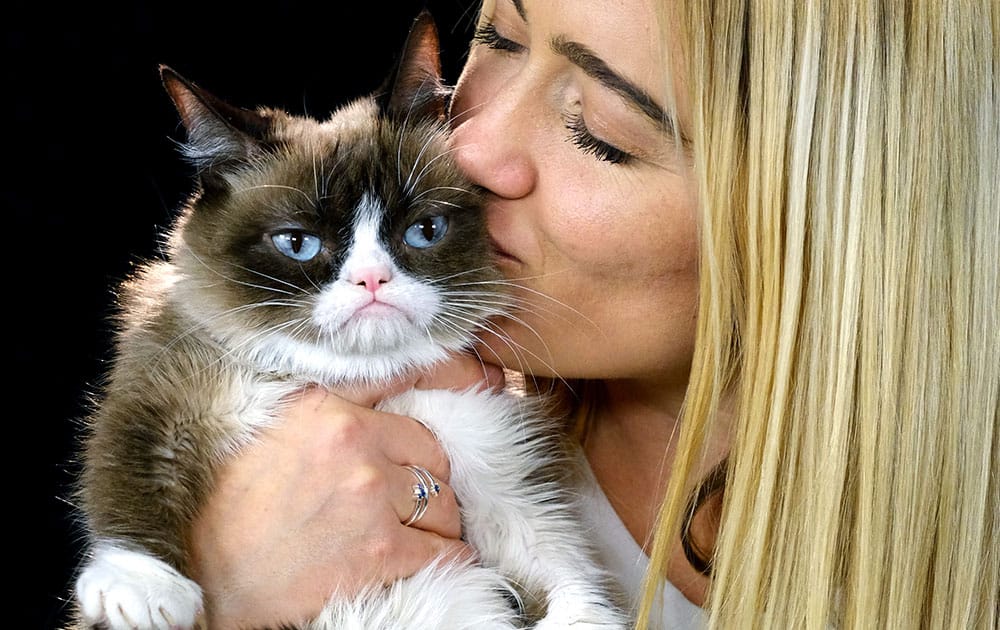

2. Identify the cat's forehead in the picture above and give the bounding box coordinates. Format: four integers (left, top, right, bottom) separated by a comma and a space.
248, 100, 459, 199
265, 99, 379, 162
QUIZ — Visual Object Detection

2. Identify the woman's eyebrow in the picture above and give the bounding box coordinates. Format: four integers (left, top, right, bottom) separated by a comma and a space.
509, 0, 527, 21
550, 36, 675, 135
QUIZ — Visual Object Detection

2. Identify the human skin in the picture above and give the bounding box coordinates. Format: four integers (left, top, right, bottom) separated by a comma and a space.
450, 0, 719, 602
191, 0, 722, 625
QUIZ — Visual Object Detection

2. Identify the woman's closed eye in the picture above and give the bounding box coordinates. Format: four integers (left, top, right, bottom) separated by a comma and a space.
473, 17, 635, 166
564, 112, 634, 165
472, 20, 525, 53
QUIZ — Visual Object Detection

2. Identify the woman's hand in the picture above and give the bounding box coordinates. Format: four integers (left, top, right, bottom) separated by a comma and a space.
188, 354, 504, 629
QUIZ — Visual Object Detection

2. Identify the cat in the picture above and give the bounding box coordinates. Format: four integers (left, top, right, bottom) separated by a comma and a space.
70, 10, 628, 630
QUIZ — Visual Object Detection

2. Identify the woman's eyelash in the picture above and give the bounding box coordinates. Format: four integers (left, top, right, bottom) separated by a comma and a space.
565, 113, 633, 165
472, 21, 524, 53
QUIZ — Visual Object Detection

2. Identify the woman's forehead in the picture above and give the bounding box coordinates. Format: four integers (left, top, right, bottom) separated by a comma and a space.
501, 0, 687, 129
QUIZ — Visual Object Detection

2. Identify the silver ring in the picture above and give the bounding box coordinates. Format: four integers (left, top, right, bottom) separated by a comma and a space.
403, 465, 440, 526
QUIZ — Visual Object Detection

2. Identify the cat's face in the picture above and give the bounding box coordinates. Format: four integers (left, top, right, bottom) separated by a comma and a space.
162, 14, 505, 382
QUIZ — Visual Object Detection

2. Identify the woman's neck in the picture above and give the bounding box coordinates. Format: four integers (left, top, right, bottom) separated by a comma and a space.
582, 376, 730, 607
583, 378, 686, 551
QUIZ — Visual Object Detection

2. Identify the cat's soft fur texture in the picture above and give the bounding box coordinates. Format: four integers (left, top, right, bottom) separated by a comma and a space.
71, 12, 629, 630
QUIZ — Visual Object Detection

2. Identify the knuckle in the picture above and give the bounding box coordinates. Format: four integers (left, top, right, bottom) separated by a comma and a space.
367, 533, 402, 565
346, 464, 387, 496
323, 413, 369, 450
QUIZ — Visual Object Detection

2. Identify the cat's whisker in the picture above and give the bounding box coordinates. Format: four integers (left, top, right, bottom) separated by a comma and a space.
445, 298, 514, 313
471, 330, 531, 380
405, 144, 467, 195
238, 264, 316, 295
448, 297, 573, 328
162, 316, 307, 383
396, 73, 443, 187
296, 264, 324, 293
396, 126, 407, 188
153, 301, 311, 365
462, 342, 497, 386
411, 185, 476, 202
426, 315, 518, 390
286, 316, 317, 347
396, 91, 426, 190
231, 184, 314, 205
321, 139, 345, 195
403, 124, 441, 195
448, 304, 565, 381
311, 145, 321, 203
441, 303, 518, 326
437, 306, 569, 390
452, 276, 605, 335
465, 315, 570, 392
420, 199, 467, 212
187, 247, 315, 295
446, 99, 490, 127
444, 291, 535, 308
193, 317, 308, 378
425, 266, 498, 285
182, 247, 300, 297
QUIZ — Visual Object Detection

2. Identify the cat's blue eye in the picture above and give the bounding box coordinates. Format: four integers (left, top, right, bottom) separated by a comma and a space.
404, 216, 449, 249
271, 230, 322, 262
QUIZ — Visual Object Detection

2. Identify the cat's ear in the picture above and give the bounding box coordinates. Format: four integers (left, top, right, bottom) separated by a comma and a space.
377, 10, 449, 122
160, 65, 271, 176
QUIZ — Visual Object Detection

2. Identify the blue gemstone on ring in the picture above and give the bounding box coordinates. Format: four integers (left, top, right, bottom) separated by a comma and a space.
414, 483, 428, 499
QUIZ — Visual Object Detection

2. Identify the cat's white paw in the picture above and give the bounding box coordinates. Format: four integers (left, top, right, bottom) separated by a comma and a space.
75, 542, 203, 630
311, 558, 521, 630
533, 612, 630, 630
532, 596, 631, 630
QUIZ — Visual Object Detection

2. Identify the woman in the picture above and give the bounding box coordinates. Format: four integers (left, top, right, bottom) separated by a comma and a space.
191, 0, 999, 628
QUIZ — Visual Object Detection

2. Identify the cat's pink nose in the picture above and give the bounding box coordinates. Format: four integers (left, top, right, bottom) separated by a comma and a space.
350, 266, 393, 294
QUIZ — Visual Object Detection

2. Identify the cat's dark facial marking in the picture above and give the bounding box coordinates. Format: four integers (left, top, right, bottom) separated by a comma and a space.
158, 13, 504, 383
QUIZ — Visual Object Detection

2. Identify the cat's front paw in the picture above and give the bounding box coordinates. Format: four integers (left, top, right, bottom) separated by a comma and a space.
75, 543, 203, 630
532, 598, 631, 630
533, 614, 630, 630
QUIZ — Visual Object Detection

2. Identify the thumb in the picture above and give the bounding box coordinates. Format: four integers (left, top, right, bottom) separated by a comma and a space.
326, 373, 422, 408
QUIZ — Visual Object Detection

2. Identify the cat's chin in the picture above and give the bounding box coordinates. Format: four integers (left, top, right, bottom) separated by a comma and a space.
237, 328, 470, 385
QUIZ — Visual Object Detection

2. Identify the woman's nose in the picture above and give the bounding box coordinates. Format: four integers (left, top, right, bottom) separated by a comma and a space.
449, 85, 537, 200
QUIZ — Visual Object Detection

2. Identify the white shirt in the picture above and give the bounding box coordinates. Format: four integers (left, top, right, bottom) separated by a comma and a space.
577, 463, 706, 630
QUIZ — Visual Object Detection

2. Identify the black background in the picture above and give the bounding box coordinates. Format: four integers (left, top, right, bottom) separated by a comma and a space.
8, 2, 477, 626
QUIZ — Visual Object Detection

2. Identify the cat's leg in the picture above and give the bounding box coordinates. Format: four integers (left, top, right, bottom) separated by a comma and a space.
380, 388, 631, 629
75, 541, 203, 630
309, 557, 520, 630
460, 457, 631, 630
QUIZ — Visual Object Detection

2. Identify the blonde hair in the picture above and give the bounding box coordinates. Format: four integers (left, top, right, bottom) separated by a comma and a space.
641, 1, 999, 628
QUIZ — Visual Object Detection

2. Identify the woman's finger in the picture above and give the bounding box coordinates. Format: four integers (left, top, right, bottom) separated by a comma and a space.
387, 530, 478, 581
414, 353, 506, 393
392, 464, 463, 539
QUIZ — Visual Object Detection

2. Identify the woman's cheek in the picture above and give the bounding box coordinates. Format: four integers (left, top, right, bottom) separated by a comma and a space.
546, 194, 636, 271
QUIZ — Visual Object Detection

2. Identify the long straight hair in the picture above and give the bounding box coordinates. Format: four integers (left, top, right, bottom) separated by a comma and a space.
642, 1, 999, 628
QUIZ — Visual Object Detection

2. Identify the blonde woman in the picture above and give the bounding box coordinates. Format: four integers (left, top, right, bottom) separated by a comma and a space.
191, 0, 998, 628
